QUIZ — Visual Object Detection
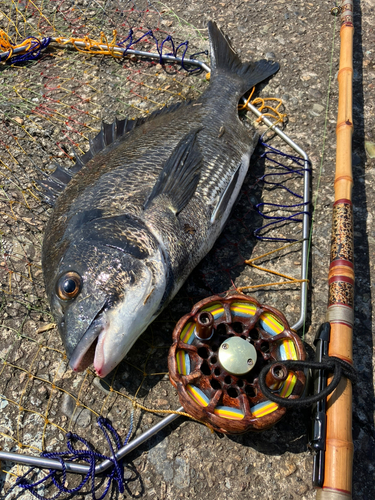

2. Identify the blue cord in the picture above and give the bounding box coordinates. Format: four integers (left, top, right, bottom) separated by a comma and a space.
12, 413, 134, 500
2, 37, 51, 64
253, 137, 312, 242
118, 28, 203, 72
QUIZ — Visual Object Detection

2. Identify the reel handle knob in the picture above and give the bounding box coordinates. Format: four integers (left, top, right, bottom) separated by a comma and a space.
265, 363, 288, 388
195, 311, 214, 340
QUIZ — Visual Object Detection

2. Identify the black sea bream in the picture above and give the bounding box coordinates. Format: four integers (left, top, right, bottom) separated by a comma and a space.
41, 22, 279, 377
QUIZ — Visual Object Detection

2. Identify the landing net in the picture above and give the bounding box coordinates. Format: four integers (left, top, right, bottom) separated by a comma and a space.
0, 1, 307, 498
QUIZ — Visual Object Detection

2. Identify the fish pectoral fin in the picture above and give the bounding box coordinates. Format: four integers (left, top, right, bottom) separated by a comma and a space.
210, 157, 249, 224
143, 129, 203, 215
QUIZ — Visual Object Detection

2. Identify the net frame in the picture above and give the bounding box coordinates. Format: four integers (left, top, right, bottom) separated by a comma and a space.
0, 86, 311, 477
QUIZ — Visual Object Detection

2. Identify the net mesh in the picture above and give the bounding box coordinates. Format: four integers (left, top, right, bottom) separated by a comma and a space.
0, 1, 306, 498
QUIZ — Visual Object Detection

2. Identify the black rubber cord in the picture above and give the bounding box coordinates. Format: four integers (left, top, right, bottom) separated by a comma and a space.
258, 356, 357, 409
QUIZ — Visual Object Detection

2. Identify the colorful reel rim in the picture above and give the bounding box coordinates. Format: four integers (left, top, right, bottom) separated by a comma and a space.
168, 292, 306, 434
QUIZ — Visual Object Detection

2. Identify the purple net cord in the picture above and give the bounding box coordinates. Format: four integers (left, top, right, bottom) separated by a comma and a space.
1, 37, 51, 64
118, 28, 206, 72
253, 137, 312, 242
10, 412, 134, 500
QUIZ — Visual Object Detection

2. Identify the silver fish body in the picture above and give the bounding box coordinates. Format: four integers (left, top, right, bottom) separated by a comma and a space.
41, 22, 279, 377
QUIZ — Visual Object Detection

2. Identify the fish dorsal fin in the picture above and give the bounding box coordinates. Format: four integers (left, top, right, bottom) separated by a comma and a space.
36, 164, 73, 205
37, 101, 190, 205
144, 128, 202, 215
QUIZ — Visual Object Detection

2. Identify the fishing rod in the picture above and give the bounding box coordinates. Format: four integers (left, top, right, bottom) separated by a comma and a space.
315, 1, 354, 498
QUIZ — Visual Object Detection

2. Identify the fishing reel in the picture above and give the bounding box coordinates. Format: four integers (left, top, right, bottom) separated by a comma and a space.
169, 292, 306, 434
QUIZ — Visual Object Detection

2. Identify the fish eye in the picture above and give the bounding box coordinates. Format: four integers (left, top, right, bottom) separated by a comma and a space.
56, 271, 82, 300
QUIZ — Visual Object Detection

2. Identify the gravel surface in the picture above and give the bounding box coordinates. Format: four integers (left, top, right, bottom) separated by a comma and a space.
0, 1, 374, 499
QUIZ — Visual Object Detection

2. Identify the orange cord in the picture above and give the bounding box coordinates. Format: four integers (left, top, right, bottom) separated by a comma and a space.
55, 30, 124, 59
0, 30, 34, 60
239, 86, 287, 126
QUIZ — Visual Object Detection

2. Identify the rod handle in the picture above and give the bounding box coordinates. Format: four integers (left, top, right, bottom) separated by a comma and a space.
316, 488, 351, 500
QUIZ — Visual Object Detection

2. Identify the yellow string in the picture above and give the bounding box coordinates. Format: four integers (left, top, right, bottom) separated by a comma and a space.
0, 29, 33, 60
0, 28, 127, 61
1, 469, 19, 479
238, 279, 307, 292
245, 239, 304, 263
131, 401, 214, 432
238, 86, 256, 109
252, 96, 287, 124
55, 30, 124, 59
237, 240, 309, 292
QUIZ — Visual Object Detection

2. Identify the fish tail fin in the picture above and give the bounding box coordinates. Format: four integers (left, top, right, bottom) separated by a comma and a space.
208, 21, 279, 92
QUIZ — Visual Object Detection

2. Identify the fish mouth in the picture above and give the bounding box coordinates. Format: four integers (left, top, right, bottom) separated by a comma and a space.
69, 310, 107, 373
93, 330, 108, 378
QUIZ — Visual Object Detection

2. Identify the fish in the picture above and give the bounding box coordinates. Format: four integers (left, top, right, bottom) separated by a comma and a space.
40, 21, 279, 378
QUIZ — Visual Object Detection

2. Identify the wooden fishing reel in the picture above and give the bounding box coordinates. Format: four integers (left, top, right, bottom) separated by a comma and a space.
168, 292, 306, 434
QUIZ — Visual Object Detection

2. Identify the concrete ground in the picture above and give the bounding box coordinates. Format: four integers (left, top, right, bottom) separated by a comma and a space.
0, 1, 374, 499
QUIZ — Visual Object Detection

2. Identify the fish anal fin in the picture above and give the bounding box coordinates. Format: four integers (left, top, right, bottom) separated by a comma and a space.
144, 129, 202, 215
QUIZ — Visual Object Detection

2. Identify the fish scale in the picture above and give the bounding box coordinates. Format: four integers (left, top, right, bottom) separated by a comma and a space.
41, 21, 279, 377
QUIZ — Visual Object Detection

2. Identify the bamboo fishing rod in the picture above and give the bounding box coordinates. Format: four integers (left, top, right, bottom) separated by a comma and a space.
316, 1, 354, 499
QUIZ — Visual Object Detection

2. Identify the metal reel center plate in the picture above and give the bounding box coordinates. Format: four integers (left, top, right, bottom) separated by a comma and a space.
218, 336, 257, 376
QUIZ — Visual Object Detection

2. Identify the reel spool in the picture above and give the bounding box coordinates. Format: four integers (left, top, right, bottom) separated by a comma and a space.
168, 292, 306, 434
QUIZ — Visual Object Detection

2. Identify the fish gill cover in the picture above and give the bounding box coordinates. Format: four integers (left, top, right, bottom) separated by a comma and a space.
0, 1, 306, 498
